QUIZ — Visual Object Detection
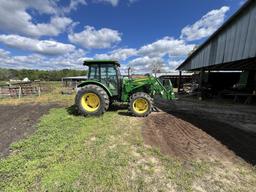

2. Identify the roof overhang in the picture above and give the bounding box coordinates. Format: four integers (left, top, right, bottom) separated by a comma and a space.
185, 57, 256, 71
177, 0, 254, 71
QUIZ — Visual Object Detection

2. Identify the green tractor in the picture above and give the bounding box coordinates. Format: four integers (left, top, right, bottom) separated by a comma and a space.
75, 60, 175, 117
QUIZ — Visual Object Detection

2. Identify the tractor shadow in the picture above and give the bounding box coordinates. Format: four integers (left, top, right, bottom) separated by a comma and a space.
117, 111, 133, 117
66, 105, 80, 116
108, 103, 128, 111
66, 103, 133, 117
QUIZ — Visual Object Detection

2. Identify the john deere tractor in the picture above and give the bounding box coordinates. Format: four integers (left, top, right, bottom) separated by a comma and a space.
75, 60, 175, 117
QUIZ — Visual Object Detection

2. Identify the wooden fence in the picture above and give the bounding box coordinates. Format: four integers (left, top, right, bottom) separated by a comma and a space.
0, 81, 50, 98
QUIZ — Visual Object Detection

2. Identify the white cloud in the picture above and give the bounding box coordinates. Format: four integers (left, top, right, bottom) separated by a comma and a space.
62, 0, 87, 13
68, 26, 122, 49
95, 36, 195, 74
180, 6, 230, 41
95, 48, 137, 61
43, 49, 90, 69
0, 34, 76, 55
95, 0, 119, 6
138, 37, 195, 58
0, 0, 73, 37
0, 52, 45, 69
124, 56, 185, 74
129, 56, 163, 67
0, 49, 10, 58
92, 36, 192, 74
122, 36, 194, 73
168, 60, 184, 68
127, 56, 165, 73
161, 59, 184, 71
31, 16, 73, 37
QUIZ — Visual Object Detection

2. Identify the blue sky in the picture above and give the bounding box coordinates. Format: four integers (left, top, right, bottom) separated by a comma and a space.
0, 0, 245, 73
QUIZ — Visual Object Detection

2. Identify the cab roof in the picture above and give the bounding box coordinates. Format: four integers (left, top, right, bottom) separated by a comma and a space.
83, 60, 120, 67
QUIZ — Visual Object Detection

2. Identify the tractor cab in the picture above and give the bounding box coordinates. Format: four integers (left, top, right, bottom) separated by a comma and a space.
84, 60, 122, 96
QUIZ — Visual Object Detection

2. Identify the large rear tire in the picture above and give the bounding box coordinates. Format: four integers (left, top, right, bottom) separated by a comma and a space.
129, 92, 153, 117
75, 85, 109, 116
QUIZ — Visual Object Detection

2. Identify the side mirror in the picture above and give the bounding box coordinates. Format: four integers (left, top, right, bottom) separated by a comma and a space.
128, 67, 131, 79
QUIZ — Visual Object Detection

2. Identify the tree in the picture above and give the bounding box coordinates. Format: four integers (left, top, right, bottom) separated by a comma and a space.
0, 68, 88, 81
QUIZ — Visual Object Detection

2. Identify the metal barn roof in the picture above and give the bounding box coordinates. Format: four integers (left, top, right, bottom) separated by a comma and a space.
177, 0, 256, 71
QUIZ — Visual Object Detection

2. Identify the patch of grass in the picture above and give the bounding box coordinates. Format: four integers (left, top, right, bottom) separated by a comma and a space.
0, 109, 127, 191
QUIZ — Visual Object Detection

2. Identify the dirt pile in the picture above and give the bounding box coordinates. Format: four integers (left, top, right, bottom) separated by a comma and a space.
143, 112, 243, 163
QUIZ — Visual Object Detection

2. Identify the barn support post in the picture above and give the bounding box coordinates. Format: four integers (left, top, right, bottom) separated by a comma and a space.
254, 71, 256, 94
199, 69, 205, 100
178, 70, 182, 93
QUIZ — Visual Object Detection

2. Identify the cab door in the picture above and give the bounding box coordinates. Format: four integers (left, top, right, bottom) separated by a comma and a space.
100, 65, 118, 96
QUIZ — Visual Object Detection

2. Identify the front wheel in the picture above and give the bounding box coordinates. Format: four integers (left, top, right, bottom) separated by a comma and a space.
129, 92, 153, 117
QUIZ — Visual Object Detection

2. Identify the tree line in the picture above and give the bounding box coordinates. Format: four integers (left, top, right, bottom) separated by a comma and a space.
0, 68, 87, 81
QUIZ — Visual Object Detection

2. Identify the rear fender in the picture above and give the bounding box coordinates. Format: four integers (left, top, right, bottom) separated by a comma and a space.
77, 80, 112, 97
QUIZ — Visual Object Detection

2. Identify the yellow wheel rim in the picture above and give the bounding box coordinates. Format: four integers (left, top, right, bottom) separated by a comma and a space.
133, 98, 149, 114
81, 93, 100, 112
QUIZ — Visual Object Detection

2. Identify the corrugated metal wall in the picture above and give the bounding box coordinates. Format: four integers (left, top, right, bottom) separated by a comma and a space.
180, 1, 256, 70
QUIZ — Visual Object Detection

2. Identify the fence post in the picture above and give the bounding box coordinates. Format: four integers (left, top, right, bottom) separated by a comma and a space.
18, 86, 22, 99
38, 86, 41, 97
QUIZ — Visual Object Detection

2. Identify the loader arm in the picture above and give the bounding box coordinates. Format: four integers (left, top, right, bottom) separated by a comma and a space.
121, 76, 175, 102
152, 77, 175, 100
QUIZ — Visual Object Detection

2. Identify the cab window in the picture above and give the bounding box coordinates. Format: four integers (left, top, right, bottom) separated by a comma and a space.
107, 67, 116, 79
89, 65, 100, 80
100, 66, 117, 80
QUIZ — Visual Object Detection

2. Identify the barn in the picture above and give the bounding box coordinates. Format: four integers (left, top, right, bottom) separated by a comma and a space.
177, 0, 256, 103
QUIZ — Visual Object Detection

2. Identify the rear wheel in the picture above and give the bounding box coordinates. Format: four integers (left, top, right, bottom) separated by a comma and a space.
129, 92, 153, 117
75, 85, 109, 116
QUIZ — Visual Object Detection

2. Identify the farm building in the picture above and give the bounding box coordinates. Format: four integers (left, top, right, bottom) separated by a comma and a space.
62, 76, 87, 88
177, 0, 256, 103
61, 76, 87, 94
157, 72, 193, 92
